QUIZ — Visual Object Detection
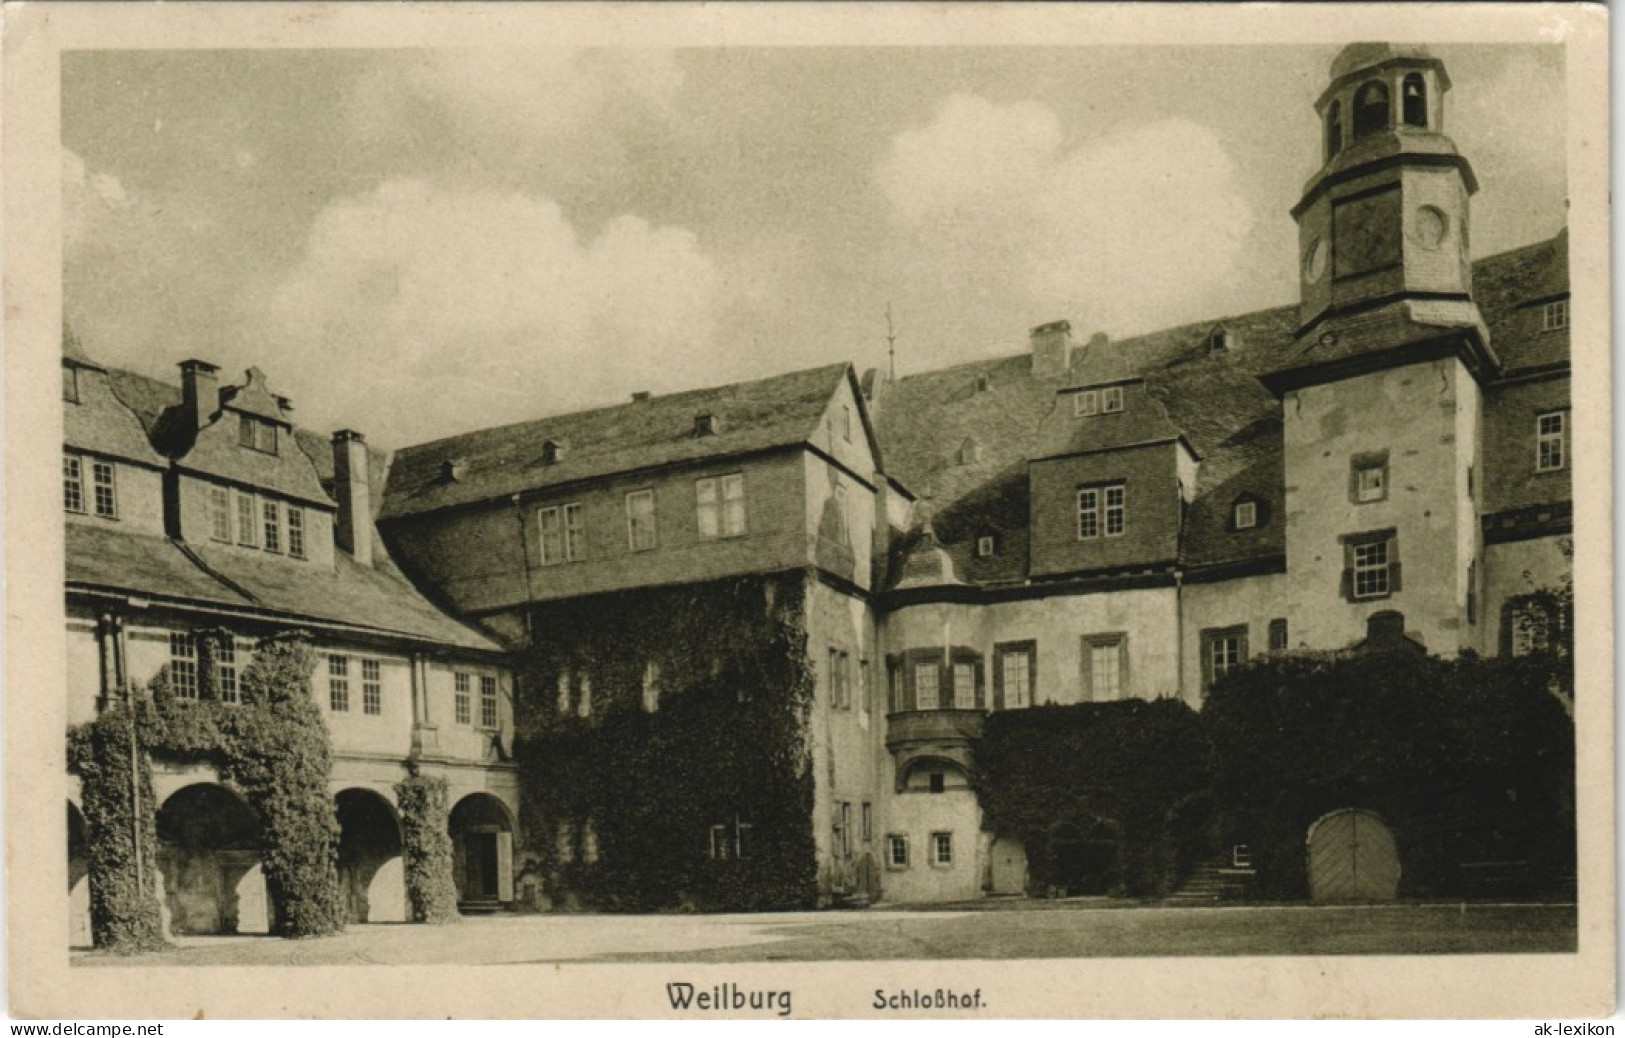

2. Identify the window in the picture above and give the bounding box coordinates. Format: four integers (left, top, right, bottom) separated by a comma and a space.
930, 832, 954, 867
1234, 500, 1258, 530
996, 643, 1033, 709
1353, 80, 1390, 138
92, 461, 116, 519
887, 835, 910, 869
328, 655, 350, 712
208, 485, 232, 542
697, 474, 746, 538
1268, 618, 1289, 655
861, 802, 873, 843
836, 802, 852, 857
1104, 484, 1125, 536
261, 499, 281, 552
454, 672, 471, 725
362, 658, 382, 716
239, 414, 277, 455
1506, 596, 1563, 658
286, 506, 305, 559
951, 660, 976, 709
236, 491, 258, 547
830, 648, 851, 709
582, 819, 601, 864
538, 503, 585, 564
480, 674, 498, 728
216, 636, 242, 704
642, 660, 661, 713
914, 662, 940, 710
1351, 453, 1389, 503
626, 489, 656, 551
859, 659, 871, 714
1537, 412, 1566, 472
1542, 299, 1569, 332
1342, 530, 1400, 601
169, 632, 198, 700
576, 673, 593, 718
1402, 72, 1427, 127
831, 481, 849, 542
1072, 390, 1099, 417
1203, 626, 1248, 691
1101, 386, 1124, 413
557, 821, 577, 864
841, 404, 853, 442
1085, 636, 1125, 700
63, 365, 79, 403
710, 817, 752, 861
63, 455, 84, 513
976, 534, 996, 558
929, 772, 945, 794
1078, 487, 1100, 539
1326, 100, 1343, 158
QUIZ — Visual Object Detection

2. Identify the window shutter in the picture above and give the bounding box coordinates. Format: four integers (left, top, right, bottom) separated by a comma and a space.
1339, 541, 1355, 601
1388, 535, 1402, 592
991, 654, 1005, 711
974, 659, 986, 710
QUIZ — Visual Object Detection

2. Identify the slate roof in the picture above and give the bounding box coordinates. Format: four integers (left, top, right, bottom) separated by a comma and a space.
381, 363, 856, 520
873, 231, 1569, 587
65, 364, 169, 468
69, 362, 503, 654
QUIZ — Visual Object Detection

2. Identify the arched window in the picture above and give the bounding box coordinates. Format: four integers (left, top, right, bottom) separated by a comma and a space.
1353, 80, 1390, 138
1402, 73, 1427, 127
1326, 100, 1343, 159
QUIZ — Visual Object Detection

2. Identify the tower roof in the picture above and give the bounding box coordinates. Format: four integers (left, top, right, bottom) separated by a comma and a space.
1320, 42, 1450, 109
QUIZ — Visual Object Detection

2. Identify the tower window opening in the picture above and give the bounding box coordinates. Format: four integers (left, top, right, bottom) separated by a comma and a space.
1402, 73, 1427, 127
1353, 80, 1390, 138
1326, 100, 1343, 159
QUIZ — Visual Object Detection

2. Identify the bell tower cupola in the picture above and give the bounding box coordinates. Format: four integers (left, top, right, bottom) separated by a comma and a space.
1290, 43, 1487, 353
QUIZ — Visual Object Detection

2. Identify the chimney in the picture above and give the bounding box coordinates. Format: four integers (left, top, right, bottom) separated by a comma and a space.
179, 359, 221, 430
332, 430, 373, 567
1030, 320, 1073, 377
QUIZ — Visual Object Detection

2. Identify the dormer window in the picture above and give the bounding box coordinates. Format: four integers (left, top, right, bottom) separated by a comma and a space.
1353, 80, 1390, 138
1542, 299, 1569, 332
957, 438, 984, 465
693, 414, 719, 438
1402, 73, 1427, 127
541, 439, 565, 464
976, 534, 997, 558
1100, 387, 1124, 414
1206, 327, 1231, 355
1073, 390, 1099, 417
1234, 500, 1258, 530
441, 458, 466, 482
238, 414, 277, 455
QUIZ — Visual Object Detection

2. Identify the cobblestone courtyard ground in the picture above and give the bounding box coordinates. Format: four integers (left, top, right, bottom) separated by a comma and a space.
74, 902, 1577, 966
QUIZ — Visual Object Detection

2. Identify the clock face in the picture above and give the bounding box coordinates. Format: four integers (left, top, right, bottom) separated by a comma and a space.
1304, 238, 1327, 282
1413, 206, 1448, 249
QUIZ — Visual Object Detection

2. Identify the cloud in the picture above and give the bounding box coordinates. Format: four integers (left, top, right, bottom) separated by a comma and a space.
877, 94, 1254, 340
347, 49, 684, 180
261, 180, 724, 444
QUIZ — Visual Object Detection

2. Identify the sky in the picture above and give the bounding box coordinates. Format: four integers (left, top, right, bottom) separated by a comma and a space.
62, 44, 1568, 450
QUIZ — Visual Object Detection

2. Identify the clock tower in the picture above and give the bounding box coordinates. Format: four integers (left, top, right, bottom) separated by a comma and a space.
1289, 43, 1490, 361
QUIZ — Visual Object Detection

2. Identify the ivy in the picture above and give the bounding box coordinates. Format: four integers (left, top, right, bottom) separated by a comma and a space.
66, 705, 165, 953
975, 700, 1212, 897
514, 573, 818, 912
396, 774, 461, 924
1203, 648, 1575, 899
69, 630, 347, 945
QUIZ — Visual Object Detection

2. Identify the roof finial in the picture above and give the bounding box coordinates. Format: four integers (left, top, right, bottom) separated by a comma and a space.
885, 302, 897, 382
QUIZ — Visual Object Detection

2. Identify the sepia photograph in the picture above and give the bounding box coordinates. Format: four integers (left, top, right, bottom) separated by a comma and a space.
5, 1, 1612, 1021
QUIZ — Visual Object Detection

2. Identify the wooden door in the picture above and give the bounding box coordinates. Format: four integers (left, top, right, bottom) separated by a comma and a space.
1308, 809, 1400, 903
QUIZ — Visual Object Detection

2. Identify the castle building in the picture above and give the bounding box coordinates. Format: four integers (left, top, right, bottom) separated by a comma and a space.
372, 43, 1571, 907
64, 339, 518, 939
66, 43, 1574, 918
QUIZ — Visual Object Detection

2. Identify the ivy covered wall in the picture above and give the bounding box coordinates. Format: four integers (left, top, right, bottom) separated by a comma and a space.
513, 572, 818, 911
1204, 648, 1574, 899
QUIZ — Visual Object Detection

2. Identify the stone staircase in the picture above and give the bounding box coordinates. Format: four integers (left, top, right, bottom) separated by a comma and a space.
1167, 857, 1256, 903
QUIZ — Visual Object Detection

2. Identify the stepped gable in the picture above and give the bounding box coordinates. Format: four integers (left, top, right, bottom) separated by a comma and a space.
382, 362, 855, 521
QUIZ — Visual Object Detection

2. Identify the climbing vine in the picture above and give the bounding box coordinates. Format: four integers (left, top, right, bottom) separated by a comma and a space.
514, 573, 818, 912
396, 773, 461, 924
68, 630, 347, 945
1204, 648, 1574, 899
975, 700, 1212, 897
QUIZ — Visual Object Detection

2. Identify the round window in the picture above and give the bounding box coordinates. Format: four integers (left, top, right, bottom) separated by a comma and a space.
1414, 206, 1449, 249
1304, 238, 1327, 282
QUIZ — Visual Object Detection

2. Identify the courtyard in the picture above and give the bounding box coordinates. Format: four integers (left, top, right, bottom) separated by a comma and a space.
73, 901, 1578, 966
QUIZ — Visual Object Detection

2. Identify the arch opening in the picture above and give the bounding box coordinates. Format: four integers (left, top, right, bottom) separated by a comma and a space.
1307, 807, 1401, 903
1353, 80, 1390, 138
448, 792, 514, 911
336, 788, 405, 924
156, 783, 268, 935
1402, 73, 1427, 127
